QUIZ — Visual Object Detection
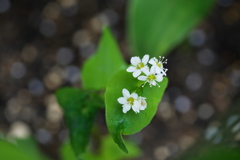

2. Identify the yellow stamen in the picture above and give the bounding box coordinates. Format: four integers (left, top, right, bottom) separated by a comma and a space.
136, 62, 144, 69
127, 97, 134, 105
156, 62, 162, 67
147, 74, 156, 81
141, 100, 146, 106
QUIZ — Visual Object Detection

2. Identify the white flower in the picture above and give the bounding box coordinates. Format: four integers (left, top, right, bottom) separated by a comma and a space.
149, 56, 168, 76
138, 66, 163, 87
117, 88, 139, 113
126, 54, 150, 78
131, 96, 147, 113
137, 96, 147, 111
117, 88, 147, 113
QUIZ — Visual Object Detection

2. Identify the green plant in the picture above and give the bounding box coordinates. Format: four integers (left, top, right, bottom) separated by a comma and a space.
55, 0, 216, 159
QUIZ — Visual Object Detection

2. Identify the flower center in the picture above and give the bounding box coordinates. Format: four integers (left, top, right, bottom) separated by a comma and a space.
147, 74, 156, 81
127, 97, 135, 105
136, 62, 144, 69
156, 62, 162, 67
141, 100, 146, 106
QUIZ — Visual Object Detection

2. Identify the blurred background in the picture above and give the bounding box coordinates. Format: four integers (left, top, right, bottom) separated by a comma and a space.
0, 0, 240, 160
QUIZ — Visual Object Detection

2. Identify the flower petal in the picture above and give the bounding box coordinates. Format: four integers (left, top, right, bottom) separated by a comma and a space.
132, 103, 140, 113
117, 97, 126, 104
149, 58, 156, 65
122, 88, 130, 97
138, 76, 147, 81
131, 93, 138, 99
131, 57, 141, 66
150, 66, 156, 74
155, 66, 162, 74
142, 54, 149, 64
141, 97, 146, 100
122, 104, 131, 113
126, 66, 136, 72
156, 74, 163, 82
151, 80, 157, 86
141, 66, 149, 73
133, 69, 141, 77
142, 67, 150, 75
140, 104, 147, 110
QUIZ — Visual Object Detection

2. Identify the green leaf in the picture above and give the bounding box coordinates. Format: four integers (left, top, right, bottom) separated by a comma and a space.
60, 141, 78, 160
16, 138, 51, 160
0, 136, 51, 160
105, 70, 168, 153
60, 141, 100, 160
0, 139, 37, 160
56, 87, 103, 159
127, 0, 215, 57
82, 27, 127, 90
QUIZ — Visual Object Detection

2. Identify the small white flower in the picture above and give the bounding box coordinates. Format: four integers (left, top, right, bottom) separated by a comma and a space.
126, 54, 150, 78
131, 96, 147, 113
138, 66, 163, 87
117, 88, 140, 113
149, 56, 168, 76
137, 96, 147, 111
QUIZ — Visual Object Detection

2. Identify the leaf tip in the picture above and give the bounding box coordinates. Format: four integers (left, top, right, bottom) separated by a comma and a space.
110, 124, 129, 154
122, 146, 129, 154
116, 137, 129, 154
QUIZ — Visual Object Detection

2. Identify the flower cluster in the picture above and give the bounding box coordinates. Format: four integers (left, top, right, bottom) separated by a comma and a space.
127, 55, 168, 87
117, 54, 168, 114
117, 88, 147, 114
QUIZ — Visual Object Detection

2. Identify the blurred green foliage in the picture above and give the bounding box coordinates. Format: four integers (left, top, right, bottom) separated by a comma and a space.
15, 138, 50, 160
0, 138, 50, 160
127, 0, 215, 57
60, 135, 141, 160
56, 87, 103, 158
177, 101, 240, 160
0, 135, 140, 160
178, 144, 240, 160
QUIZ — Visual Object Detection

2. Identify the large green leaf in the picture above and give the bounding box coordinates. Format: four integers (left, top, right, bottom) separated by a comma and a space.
56, 87, 103, 159
82, 27, 127, 90
105, 70, 168, 153
127, 0, 215, 57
